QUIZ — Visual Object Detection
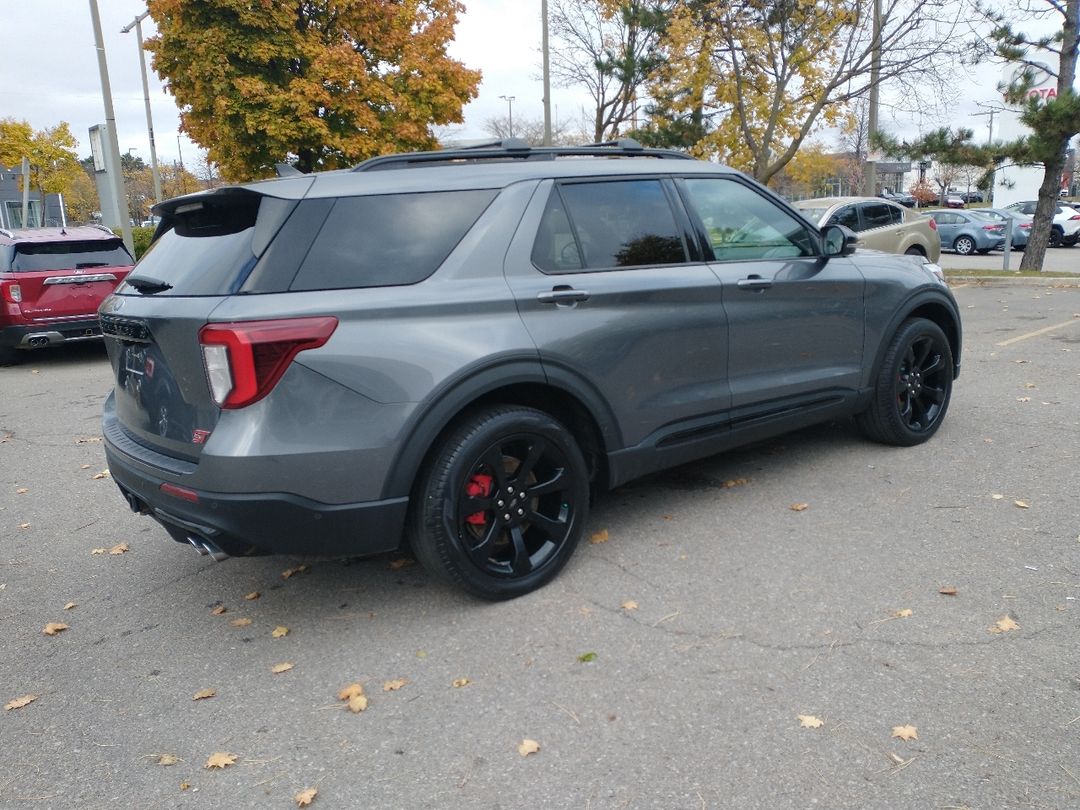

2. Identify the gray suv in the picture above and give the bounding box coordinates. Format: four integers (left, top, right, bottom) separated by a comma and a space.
100, 140, 962, 599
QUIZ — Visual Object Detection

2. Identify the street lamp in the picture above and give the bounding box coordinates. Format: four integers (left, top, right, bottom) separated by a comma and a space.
121, 10, 163, 206
499, 95, 516, 138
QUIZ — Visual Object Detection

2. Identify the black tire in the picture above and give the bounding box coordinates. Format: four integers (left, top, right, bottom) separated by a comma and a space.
408, 406, 590, 600
1049, 227, 1063, 247
856, 318, 954, 447
904, 247, 924, 257
0, 345, 20, 367
953, 235, 975, 255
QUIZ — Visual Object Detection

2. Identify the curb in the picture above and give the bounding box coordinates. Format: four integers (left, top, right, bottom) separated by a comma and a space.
947, 275, 1080, 287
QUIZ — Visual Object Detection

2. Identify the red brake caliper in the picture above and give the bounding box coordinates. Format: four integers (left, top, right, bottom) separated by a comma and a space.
464, 473, 494, 525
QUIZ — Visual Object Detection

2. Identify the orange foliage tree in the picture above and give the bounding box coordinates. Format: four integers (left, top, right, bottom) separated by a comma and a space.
146, 0, 481, 180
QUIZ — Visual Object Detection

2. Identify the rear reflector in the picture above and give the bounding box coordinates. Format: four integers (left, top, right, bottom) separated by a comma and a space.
160, 482, 200, 503
199, 316, 338, 408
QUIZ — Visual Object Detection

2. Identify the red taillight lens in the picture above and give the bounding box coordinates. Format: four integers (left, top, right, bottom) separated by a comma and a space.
1070, 214, 1080, 220
198, 317, 338, 409
927, 218, 937, 230
1020, 223, 1032, 229
1, 281, 21, 303
982, 225, 1002, 231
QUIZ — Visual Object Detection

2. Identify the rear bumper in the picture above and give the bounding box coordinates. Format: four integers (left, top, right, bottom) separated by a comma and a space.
1, 318, 103, 349
104, 430, 409, 559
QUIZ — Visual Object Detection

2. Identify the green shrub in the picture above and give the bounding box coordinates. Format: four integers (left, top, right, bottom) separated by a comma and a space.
131, 226, 155, 260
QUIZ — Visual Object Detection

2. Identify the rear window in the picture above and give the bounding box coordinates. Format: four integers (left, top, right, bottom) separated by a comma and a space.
10, 239, 132, 272
290, 190, 497, 291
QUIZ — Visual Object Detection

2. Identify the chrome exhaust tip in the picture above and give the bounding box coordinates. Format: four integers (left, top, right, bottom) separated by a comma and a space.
187, 537, 209, 556
187, 535, 230, 562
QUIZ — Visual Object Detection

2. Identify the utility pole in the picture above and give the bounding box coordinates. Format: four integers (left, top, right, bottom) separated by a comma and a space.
971, 103, 1002, 207
88, 0, 133, 254
862, 0, 882, 196
499, 95, 516, 138
121, 10, 163, 206
542, 0, 552, 146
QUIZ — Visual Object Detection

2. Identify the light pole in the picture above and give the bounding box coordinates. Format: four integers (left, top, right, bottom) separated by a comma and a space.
499, 95, 516, 138
121, 10, 163, 206
541, 0, 551, 146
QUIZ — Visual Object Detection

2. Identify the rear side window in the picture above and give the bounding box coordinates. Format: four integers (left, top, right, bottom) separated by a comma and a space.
290, 190, 497, 291
11, 240, 132, 272
861, 203, 900, 228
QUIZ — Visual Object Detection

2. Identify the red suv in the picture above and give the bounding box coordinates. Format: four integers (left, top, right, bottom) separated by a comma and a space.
0, 226, 134, 365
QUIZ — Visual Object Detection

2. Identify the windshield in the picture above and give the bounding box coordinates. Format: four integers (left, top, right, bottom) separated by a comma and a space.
11, 240, 133, 272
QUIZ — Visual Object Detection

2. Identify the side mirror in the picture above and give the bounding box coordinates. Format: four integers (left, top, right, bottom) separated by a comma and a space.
822, 224, 858, 257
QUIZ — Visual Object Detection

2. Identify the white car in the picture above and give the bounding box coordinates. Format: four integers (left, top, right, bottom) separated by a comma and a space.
1001, 200, 1080, 246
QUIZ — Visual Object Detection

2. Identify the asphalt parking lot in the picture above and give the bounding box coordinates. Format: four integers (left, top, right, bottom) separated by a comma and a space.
938, 244, 1079, 274
2, 280, 1079, 809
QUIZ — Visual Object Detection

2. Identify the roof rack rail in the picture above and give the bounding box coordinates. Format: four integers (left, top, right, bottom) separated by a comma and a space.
0, 228, 13, 239
89, 223, 116, 235
352, 138, 692, 172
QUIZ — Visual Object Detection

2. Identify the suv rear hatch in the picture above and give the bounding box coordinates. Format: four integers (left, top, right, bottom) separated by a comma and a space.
101, 187, 303, 462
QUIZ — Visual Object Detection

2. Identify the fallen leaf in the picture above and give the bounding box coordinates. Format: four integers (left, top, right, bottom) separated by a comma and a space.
518, 739, 541, 757
452, 678, 471, 688
4, 694, 37, 711
388, 557, 415, 570
210, 605, 226, 616
589, 529, 609, 544
621, 600, 639, 611
1017, 396, 1031, 402
80, 464, 91, 470
91, 548, 106, 555
295, 787, 318, 807
938, 587, 958, 596
891, 725, 918, 741
383, 679, 408, 692
338, 683, 365, 701
30, 369, 39, 374
895, 608, 913, 618
1024, 382, 1037, 389
43, 622, 69, 636
887, 752, 906, 766
91, 470, 111, 480
15, 487, 28, 494
229, 617, 252, 628
180, 782, 190, 790
347, 694, 369, 713
75, 436, 102, 444
797, 714, 824, 729
204, 752, 237, 769
18, 523, 30, 530
1014, 500, 1030, 509
192, 688, 216, 701
721, 478, 748, 488
158, 753, 180, 766
991, 493, 1003, 500
990, 615, 1020, 634
577, 652, 598, 663
789, 502, 809, 512
281, 564, 309, 580
63, 602, 76, 610
271, 662, 294, 674
243, 591, 260, 601
109, 543, 129, 555
271, 626, 289, 638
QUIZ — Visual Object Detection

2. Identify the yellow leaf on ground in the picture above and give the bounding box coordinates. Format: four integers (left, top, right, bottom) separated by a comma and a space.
797, 714, 824, 729
518, 739, 541, 757
338, 683, 365, 701
281, 564, 309, 580
63, 602, 76, 610
347, 694, 369, 713
271, 626, 289, 638
109, 543, 129, 555
91, 548, 106, 555
389, 557, 415, 570
895, 608, 913, 618
158, 753, 180, 766
295, 787, 318, 807
4, 694, 37, 711
18, 523, 30, 529
43, 622, 69, 636
75, 436, 102, 444
210, 605, 226, 616
621, 600, 639, 611
589, 529, 609, 544
204, 752, 237, 769
180, 782, 190, 790
243, 591, 260, 601
80, 464, 92, 470
1014, 500, 1030, 509
15, 488, 28, 494
383, 679, 408, 692
1017, 396, 1031, 402
891, 725, 918, 741
452, 678, 471, 688
229, 617, 252, 628
192, 688, 216, 701
92, 470, 111, 480
721, 478, 748, 488
939, 587, 958, 596
789, 503, 809, 512
271, 662, 294, 674
990, 615, 1020, 634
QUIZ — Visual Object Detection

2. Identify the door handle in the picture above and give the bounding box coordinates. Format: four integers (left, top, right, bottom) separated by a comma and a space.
537, 286, 590, 305
737, 275, 772, 291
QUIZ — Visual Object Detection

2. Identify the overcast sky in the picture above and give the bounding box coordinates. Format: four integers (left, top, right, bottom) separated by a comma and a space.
0, 0, 1042, 169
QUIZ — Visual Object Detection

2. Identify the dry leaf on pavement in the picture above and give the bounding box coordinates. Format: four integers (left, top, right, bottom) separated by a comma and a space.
990, 615, 1020, 634
92, 470, 111, 480
518, 739, 541, 757
891, 725, 918, 741
347, 694, 369, 713
157, 753, 180, 766
109, 543, 129, 555
18, 523, 30, 530
15, 487, 28, 494
295, 787, 318, 807
789, 503, 809, 512
4, 694, 37, 711
1014, 500, 1030, 509
91, 548, 106, 555
621, 600, 639, 611
452, 678, 471, 688
797, 714, 824, 729
192, 688, 216, 701
63, 602, 76, 610
210, 605, 226, 616
281, 564, 309, 580
229, 617, 252, 628
204, 752, 237, 769
991, 494, 1004, 500
271, 626, 289, 638
389, 557, 415, 570
589, 529, 609, 544
939, 587, 958, 596
271, 662, 294, 674
338, 683, 365, 701
43, 622, 69, 636
383, 679, 408, 692
243, 591, 260, 601
895, 608, 913, 618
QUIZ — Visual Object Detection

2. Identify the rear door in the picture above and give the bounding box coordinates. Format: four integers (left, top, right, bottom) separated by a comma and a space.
854, 201, 905, 252
11, 239, 133, 324
933, 212, 958, 247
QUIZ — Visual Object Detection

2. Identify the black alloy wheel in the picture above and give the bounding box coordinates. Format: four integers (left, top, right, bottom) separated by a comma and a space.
410, 406, 589, 599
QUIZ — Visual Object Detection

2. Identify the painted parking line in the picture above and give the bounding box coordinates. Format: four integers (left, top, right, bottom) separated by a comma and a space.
996, 316, 1080, 347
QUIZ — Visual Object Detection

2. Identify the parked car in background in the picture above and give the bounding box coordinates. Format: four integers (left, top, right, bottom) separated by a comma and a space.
971, 209, 1032, 249
97, 141, 961, 599
944, 195, 966, 209
881, 189, 917, 207
1001, 200, 1080, 246
1, 226, 134, 365
792, 197, 941, 261
927, 210, 1006, 255
960, 191, 985, 204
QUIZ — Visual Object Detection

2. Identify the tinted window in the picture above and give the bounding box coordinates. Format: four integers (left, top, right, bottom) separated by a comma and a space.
532, 193, 582, 272
11, 239, 133, 272
556, 180, 686, 269
292, 190, 496, 290
861, 203, 899, 229
683, 178, 815, 261
828, 205, 860, 231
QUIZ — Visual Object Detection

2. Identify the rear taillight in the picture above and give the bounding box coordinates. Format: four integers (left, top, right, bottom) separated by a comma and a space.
1070, 215, 1080, 220
1, 281, 21, 303
1020, 223, 1032, 229
927, 218, 937, 231
198, 317, 338, 409
982, 225, 1002, 231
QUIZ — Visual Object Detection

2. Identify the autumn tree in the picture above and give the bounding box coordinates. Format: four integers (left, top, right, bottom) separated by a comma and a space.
772, 143, 841, 199
146, 0, 481, 180
645, 0, 968, 184
0, 119, 83, 224
875, 127, 996, 204
549, 0, 671, 142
